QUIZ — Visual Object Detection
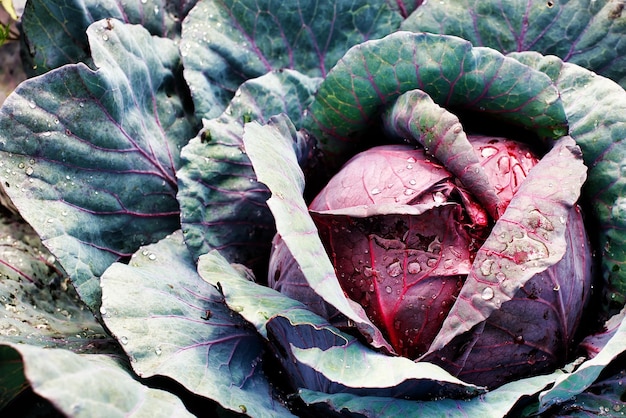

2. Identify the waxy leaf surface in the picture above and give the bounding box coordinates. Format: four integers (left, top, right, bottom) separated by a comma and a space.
430, 137, 587, 353
181, 0, 401, 118
177, 70, 320, 272
0, 20, 196, 309
305, 31, 567, 169
100, 231, 294, 417
1, 343, 194, 417
403, 0, 626, 88
22, 0, 196, 74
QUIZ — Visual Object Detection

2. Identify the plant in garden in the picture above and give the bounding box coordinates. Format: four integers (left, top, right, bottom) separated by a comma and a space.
0, 0, 625, 417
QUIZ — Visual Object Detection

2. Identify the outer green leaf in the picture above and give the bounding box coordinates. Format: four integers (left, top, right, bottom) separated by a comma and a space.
0, 20, 197, 309
180, 0, 402, 118
305, 31, 568, 170
1, 343, 194, 417
22, 0, 197, 75
243, 115, 393, 351
402, 0, 626, 89
100, 231, 294, 417
197, 250, 304, 338
299, 370, 561, 417
535, 308, 626, 411
509, 51, 626, 311
197, 251, 481, 400
0, 212, 113, 351
177, 70, 320, 272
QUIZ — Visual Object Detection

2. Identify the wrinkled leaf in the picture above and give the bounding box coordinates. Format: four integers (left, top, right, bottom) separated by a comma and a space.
298, 369, 561, 417
180, 0, 402, 118
22, 0, 196, 74
1, 343, 194, 417
197, 250, 304, 338
177, 69, 320, 272
509, 51, 626, 312
0, 212, 113, 350
100, 231, 294, 417
0, 20, 197, 309
430, 137, 587, 353
198, 249, 480, 399
383, 89, 502, 218
538, 307, 626, 412
305, 31, 568, 169
243, 115, 393, 351
402, 0, 626, 88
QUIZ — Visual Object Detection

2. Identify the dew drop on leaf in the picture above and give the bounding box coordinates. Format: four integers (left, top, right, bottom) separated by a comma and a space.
155, 346, 162, 356
371, 188, 381, 195
385, 285, 392, 294
120, 336, 128, 345
481, 287, 495, 300
387, 261, 402, 277
407, 262, 421, 274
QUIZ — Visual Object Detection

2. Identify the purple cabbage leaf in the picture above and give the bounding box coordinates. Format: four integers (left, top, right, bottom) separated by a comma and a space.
0, 19, 197, 310
508, 51, 626, 313
198, 245, 483, 401
402, 0, 626, 89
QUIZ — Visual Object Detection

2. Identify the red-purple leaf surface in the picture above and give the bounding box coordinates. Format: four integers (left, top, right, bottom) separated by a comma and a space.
429, 136, 588, 354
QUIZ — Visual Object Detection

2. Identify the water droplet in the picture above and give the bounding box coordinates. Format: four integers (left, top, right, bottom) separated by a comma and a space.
79, 102, 85, 108
17, 162, 24, 169
387, 261, 402, 277
120, 336, 128, 345
28, 101, 36, 109
443, 259, 454, 269
404, 188, 415, 196
426, 258, 437, 267
385, 285, 392, 294
232, 305, 244, 312
102, 34, 109, 41
553, 284, 560, 291
432, 191, 446, 203
155, 346, 162, 356
407, 262, 421, 274
362, 267, 373, 277
406, 164, 413, 169
99, 306, 107, 316
370, 188, 381, 195
409, 179, 416, 185
141, 0, 147, 3
480, 146, 498, 158
481, 287, 494, 300
495, 271, 506, 281
406, 156, 416, 163
148, 253, 157, 260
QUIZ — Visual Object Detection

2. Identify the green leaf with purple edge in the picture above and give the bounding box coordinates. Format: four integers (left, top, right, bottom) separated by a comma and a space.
508, 51, 626, 312
383, 88, 503, 218
177, 70, 321, 272
22, 0, 197, 75
428, 136, 586, 353
99, 231, 295, 417
180, 0, 402, 118
242, 114, 394, 352
1, 343, 195, 417
304, 31, 567, 169
197, 250, 482, 400
0, 19, 197, 310
298, 369, 562, 417
402, 0, 626, 89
